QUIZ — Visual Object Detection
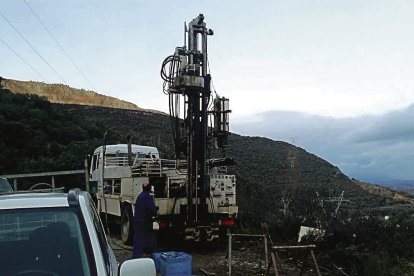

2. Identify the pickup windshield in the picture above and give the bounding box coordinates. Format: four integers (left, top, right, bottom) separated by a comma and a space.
0, 207, 96, 276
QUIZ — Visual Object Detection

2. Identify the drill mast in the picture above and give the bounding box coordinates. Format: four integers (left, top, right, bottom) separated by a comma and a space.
160, 14, 230, 227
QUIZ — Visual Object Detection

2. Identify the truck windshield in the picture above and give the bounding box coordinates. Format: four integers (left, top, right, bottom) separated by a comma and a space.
0, 207, 96, 276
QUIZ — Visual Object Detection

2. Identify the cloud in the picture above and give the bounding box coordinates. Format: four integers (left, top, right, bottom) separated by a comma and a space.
353, 107, 414, 143
231, 104, 414, 183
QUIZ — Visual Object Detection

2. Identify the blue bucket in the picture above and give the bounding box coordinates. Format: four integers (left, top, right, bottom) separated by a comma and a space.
151, 252, 161, 272
160, 252, 192, 276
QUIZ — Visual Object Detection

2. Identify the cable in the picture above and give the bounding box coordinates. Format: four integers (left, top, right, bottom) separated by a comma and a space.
23, 0, 97, 91
0, 11, 67, 84
161, 55, 179, 95
161, 54, 183, 158
203, 37, 219, 97
0, 38, 49, 81
207, 59, 219, 98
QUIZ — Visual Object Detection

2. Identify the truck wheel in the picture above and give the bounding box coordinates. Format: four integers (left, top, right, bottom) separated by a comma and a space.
121, 205, 133, 245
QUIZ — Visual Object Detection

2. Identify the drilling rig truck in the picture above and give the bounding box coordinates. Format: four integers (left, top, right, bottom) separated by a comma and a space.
91, 14, 238, 244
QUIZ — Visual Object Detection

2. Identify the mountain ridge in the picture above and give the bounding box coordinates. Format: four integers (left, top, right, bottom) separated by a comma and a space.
0, 77, 163, 114
2, 79, 413, 274
56, 103, 405, 215
1, 79, 405, 217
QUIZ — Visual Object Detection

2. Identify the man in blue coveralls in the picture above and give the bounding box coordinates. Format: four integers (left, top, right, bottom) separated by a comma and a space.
133, 181, 157, 258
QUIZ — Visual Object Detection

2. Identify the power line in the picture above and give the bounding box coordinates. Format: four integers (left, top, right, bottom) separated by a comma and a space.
23, 0, 97, 91
0, 38, 49, 82
0, 11, 67, 84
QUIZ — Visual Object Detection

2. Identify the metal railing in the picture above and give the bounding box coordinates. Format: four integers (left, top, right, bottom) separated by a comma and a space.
227, 233, 268, 275
1, 170, 86, 191
104, 156, 130, 167
131, 159, 163, 177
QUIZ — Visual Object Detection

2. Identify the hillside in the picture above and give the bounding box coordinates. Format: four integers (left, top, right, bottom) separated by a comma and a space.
2, 78, 409, 213
56, 104, 396, 219
1, 78, 144, 111
3, 87, 414, 274
0, 88, 105, 175
1, 83, 405, 215
354, 180, 414, 207
376, 179, 414, 195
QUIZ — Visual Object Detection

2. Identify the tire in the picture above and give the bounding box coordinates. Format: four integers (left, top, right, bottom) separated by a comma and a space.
121, 205, 133, 245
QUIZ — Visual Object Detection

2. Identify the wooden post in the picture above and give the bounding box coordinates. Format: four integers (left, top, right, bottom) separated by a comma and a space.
275, 252, 284, 275
51, 176, 55, 189
270, 245, 320, 276
228, 234, 232, 275
271, 252, 279, 276
13, 179, 17, 191
310, 249, 322, 276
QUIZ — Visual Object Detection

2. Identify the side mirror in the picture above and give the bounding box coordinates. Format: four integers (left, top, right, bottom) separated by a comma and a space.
120, 258, 156, 276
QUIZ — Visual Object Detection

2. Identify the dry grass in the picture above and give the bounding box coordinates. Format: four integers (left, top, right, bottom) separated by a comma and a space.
3, 78, 142, 111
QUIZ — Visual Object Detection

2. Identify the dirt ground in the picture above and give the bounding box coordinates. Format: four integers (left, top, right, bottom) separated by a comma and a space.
109, 236, 269, 275
106, 224, 324, 276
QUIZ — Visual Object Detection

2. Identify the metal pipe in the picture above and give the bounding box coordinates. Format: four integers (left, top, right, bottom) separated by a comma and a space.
102, 131, 108, 216
84, 157, 90, 193
228, 234, 232, 275
186, 95, 194, 224
202, 31, 207, 75
195, 160, 198, 222
264, 236, 268, 271
272, 245, 316, 250
127, 134, 133, 166
228, 234, 266, 238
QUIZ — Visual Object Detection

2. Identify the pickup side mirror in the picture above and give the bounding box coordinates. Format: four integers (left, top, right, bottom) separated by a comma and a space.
120, 258, 156, 276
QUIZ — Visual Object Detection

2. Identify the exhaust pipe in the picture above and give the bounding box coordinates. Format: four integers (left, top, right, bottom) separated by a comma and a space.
127, 134, 133, 166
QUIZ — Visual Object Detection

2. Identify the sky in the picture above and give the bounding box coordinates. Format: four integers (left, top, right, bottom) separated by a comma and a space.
1, 1, 414, 183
